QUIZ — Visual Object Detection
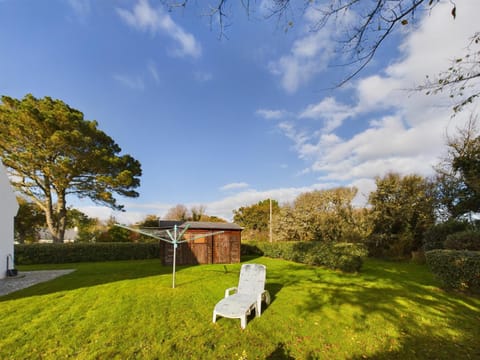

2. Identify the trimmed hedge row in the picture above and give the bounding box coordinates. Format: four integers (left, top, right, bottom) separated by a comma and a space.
425, 249, 480, 293
444, 231, 480, 251
242, 241, 368, 272
14, 243, 161, 265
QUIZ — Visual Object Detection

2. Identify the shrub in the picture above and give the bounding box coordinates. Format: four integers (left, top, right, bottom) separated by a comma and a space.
425, 249, 480, 293
423, 220, 469, 251
242, 241, 367, 272
302, 243, 367, 273
15, 243, 161, 265
444, 231, 480, 251
240, 243, 262, 256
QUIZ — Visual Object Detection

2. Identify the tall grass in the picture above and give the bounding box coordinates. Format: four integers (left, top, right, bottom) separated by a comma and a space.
0, 258, 479, 359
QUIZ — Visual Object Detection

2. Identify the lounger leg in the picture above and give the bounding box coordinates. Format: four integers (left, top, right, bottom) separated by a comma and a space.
213, 311, 217, 324
240, 315, 246, 329
265, 291, 271, 305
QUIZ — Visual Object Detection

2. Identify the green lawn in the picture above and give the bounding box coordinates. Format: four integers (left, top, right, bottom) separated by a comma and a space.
0, 257, 479, 359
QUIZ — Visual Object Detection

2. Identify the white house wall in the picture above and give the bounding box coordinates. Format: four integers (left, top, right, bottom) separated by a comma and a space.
0, 162, 18, 279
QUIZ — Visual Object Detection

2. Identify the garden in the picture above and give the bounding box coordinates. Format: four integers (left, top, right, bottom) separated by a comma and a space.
1, 256, 479, 359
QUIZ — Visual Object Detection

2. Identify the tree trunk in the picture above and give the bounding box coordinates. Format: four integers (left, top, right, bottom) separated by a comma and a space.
56, 193, 67, 243
43, 185, 67, 243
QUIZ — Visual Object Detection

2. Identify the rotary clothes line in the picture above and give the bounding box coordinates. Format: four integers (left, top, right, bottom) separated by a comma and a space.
115, 224, 224, 288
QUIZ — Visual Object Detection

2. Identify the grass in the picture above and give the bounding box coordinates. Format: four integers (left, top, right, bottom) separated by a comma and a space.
0, 257, 479, 359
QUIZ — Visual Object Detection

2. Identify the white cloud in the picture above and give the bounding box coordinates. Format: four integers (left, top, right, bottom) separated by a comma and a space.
79, 183, 336, 223
113, 73, 145, 90
268, 7, 354, 93
271, 0, 478, 199
299, 97, 356, 133
68, 0, 90, 19
220, 182, 250, 191
116, 0, 201, 59
256, 109, 288, 120
268, 32, 332, 93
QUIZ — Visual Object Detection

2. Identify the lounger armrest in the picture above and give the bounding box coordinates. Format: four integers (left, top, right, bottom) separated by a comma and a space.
224, 287, 238, 298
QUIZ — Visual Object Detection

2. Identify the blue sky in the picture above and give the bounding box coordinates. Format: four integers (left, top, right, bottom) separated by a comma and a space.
1, 0, 478, 223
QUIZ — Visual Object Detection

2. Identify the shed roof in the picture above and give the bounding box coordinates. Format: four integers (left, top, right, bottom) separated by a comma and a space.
157, 220, 243, 231
181, 221, 243, 231
157, 220, 183, 229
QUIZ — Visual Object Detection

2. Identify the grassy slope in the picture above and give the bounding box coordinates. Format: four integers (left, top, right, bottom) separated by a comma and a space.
0, 258, 479, 359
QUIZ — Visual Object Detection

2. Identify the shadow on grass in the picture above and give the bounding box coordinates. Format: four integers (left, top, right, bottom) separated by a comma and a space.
266, 342, 295, 359
287, 260, 480, 359
347, 332, 480, 359
0, 260, 193, 301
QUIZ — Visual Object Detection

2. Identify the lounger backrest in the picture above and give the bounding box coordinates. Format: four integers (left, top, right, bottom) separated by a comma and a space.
237, 264, 266, 295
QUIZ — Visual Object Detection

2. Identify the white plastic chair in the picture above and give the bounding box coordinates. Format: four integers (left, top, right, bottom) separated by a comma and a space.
212, 263, 271, 329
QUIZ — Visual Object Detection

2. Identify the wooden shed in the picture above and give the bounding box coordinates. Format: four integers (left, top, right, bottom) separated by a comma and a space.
160, 221, 242, 266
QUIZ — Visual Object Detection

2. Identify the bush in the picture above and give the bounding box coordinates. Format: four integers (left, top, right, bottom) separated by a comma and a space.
242, 241, 367, 272
240, 243, 263, 256
444, 231, 480, 251
425, 249, 480, 293
15, 243, 161, 265
423, 220, 469, 251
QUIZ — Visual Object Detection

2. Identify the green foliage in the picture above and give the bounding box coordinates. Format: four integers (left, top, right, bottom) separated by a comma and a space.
368, 173, 436, 258
273, 187, 368, 243
434, 117, 480, 219
136, 214, 160, 227
14, 243, 161, 264
423, 220, 470, 251
0, 94, 142, 242
243, 241, 367, 272
233, 199, 279, 234
426, 249, 480, 293
66, 208, 101, 243
14, 198, 45, 243
444, 230, 480, 251
97, 225, 132, 243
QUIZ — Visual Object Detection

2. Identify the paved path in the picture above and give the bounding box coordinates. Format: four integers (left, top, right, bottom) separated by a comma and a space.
0, 269, 75, 296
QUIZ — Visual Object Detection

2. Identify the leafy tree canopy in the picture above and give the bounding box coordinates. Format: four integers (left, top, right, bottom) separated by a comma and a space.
14, 197, 45, 244
0, 94, 142, 242
368, 172, 436, 257
233, 199, 279, 233
274, 187, 361, 242
435, 116, 480, 219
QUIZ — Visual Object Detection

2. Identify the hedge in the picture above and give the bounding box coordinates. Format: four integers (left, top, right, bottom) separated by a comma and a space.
242, 241, 367, 272
444, 231, 480, 251
422, 220, 469, 251
425, 249, 480, 293
14, 243, 161, 265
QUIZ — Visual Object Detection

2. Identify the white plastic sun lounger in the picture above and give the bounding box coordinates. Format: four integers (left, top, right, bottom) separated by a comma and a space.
212, 263, 270, 329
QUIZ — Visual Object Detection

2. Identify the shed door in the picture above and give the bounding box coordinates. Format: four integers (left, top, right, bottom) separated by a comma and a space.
213, 234, 230, 264
191, 242, 208, 264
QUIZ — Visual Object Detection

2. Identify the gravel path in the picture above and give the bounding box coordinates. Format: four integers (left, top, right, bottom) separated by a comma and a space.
0, 269, 75, 297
